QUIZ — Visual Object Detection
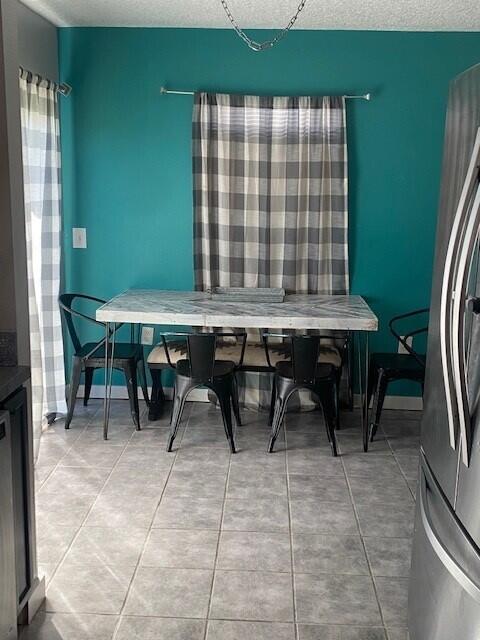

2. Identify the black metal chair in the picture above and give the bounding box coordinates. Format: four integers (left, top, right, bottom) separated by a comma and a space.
147, 329, 348, 420
59, 294, 149, 430
366, 308, 429, 446
161, 331, 247, 453
264, 333, 339, 456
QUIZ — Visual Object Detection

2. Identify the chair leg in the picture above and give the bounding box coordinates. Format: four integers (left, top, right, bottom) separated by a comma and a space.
268, 380, 291, 453
167, 378, 189, 452
345, 336, 354, 412
268, 397, 287, 453
138, 357, 150, 406
365, 361, 377, 420
317, 382, 338, 457
370, 369, 388, 442
83, 368, 94, 406
148, 368, 165, 421
362, 364, 378, 451
230, 375, 242, 427
217, 384, 236, 454
334, 370, 341, 430
124, 361, 140, 430
65, 358, 82, 429
268, 375, 276, 427
334, 380, 340, 435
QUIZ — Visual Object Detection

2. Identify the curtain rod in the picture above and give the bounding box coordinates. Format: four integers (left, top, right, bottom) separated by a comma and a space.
160, 86, 371, 101
19, 66, 72, 97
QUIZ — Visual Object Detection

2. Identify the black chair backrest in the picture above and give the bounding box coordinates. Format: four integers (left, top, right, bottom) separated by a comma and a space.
58, 293, 107, 353
389, 308, 429, 368
161, 331, 247, 383
263, 333, 321, 384
187, 333, 217, 381
291, 335, 321, 384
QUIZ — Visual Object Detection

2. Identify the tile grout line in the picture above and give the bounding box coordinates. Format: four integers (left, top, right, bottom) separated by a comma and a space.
381, 430, 415, 637
29, 611, 404, 626
389, 446, 418, 501
36, 404, 415, 637
35, 427, 84, 491
177, 401, 194, 447
35, 402, 116, 591
340, 455, 389, 636
35, 404, 98, 490
36, 403, 103, 491
34, 432, 85, 582
40, 404, 140, 606
284, 419, 299, 640
110, 402, 188, 640
203, 413, 235, 640
373, 423, 417, 502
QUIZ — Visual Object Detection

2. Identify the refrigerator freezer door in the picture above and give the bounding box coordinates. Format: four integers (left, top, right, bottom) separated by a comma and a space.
440, 129, 480, 456
447, 68, 480, 546
0, 411, 17, 640
454, 240, 480, 546
451, 177, 480, 467
409, 453, 480, 640
421, 63, 480, 503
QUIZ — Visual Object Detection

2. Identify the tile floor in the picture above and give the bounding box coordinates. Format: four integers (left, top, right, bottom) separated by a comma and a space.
23, 398, 419, 640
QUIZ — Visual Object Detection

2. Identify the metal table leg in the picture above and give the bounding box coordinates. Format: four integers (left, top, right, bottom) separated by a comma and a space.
357, 331, 370, 452
103, 322, 116, 440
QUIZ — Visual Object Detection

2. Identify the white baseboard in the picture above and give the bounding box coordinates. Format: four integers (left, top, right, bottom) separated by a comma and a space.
79, 385, 423, 411
78, 384, 208, 402
353, 393, 423, 411
381, 395, 423, 411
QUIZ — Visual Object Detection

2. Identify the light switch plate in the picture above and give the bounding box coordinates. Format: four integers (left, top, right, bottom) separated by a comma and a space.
141, 326, 155, 345
72, 227, 87, 249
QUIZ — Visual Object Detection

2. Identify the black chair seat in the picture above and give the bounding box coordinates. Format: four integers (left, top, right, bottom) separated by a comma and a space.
176, 359, 236, 379
76, 342, 143, 362
370, 352, 425, 377
276, 360, 335, 381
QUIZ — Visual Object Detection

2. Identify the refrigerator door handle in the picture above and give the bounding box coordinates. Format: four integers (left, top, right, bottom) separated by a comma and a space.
420, 456, 480, 604
451, 182, 480, 466
440, 127, 480, 453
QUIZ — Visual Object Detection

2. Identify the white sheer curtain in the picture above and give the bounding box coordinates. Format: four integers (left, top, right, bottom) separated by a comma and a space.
19, 69, 67, 454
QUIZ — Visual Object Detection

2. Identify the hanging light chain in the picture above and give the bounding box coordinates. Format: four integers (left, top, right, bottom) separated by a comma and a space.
219, 0, 307, 51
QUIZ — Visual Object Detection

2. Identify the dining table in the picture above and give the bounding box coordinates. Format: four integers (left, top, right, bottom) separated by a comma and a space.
96, 289, 379, 448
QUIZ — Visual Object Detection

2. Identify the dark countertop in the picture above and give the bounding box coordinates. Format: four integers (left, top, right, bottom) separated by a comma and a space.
0, 366, 30, 402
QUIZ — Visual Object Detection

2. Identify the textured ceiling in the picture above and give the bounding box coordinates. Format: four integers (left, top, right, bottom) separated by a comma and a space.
19, 0, 480, 31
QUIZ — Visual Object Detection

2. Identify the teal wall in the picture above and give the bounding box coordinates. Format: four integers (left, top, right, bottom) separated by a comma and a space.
58, 27, 480, 393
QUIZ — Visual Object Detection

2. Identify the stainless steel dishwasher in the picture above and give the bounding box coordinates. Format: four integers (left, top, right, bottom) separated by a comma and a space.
0, 410, 18, 640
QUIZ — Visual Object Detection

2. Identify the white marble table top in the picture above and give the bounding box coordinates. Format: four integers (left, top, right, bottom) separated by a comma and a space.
96, 289, 378, 331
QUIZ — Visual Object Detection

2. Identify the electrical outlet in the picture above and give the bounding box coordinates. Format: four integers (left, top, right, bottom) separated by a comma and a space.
72, 227, 87, 249
141, 326, 154, 345
398, 335, 413, 354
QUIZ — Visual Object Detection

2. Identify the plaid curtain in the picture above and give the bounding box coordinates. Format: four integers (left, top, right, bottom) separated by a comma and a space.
19, 69, 67, 453
193, 92, 348, 408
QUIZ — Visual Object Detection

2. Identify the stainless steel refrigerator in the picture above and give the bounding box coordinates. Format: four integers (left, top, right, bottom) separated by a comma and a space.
409, 62, 480, 639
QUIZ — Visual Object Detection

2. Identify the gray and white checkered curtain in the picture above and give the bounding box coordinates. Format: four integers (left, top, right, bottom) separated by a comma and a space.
193, 92, 348, 408
19, 69, 67, 451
